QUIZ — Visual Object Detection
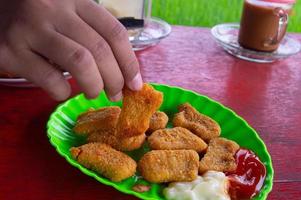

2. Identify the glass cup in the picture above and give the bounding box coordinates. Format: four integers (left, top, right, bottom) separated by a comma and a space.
238, 0, 295, 52
98, 0, 152, 37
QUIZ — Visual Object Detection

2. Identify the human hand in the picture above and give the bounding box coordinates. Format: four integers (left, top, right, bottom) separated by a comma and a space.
0, 0, 143, 101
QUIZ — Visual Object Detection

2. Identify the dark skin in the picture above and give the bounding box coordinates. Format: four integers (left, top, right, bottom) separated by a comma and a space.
0, 0, 143, 101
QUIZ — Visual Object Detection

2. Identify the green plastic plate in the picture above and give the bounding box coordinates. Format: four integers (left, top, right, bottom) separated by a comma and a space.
47, 83, 274, 200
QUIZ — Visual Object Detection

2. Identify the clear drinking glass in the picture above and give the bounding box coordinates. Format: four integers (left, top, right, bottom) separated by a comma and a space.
98, 0, 152, 37
238, 0, 295, 52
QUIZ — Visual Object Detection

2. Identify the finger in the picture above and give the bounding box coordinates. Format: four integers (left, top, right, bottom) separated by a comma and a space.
76, 0, 143, 91
54, 12, 124, 101
30, 29, 104, 99
2, 48, 70, 101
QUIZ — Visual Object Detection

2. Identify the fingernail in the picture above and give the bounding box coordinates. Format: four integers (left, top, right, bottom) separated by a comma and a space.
109, 91, 123, 102
128, 73, 143, 91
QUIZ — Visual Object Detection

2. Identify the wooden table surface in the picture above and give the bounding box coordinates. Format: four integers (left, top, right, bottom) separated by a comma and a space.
1, 26, 301, 200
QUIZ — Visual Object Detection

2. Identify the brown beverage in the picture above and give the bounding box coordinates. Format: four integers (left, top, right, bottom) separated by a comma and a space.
238, 0, 293, 52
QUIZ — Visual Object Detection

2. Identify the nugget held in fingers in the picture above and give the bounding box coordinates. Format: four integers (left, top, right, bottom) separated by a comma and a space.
173, 103, 221, 141
138, 150, 199, 183
87, 129, 146, 151
73, 107, 121, 136
148, 127, 207, 153
116, 84, 163, 138
148, 111, 169, 133
70, 143, 136, 182
199, 138, 239, 174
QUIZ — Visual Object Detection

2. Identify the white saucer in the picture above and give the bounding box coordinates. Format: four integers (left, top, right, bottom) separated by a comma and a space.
211, 23, 301, 63
0, 72, 71, 87
130, 17, 171, 51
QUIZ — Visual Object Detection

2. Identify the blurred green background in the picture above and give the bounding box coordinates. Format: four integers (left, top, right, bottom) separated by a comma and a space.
152, 0, 301, 33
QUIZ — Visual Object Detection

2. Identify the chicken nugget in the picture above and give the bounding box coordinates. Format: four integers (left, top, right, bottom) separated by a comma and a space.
70, 143, 136, 182
199, 138, 239, 174
209, 137, 240, 154
148, 111, 169, 133
138, 150, 199, 183
173, 103, 221, 141
148, 127, 207, 153
73, 106, 121, 136
87, 129, 146, 151
116, 84, 163, 138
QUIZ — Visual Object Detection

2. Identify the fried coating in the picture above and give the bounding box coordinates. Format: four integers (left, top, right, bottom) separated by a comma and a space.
75, 105, 145, 151
87, 129, 146, 151
116, 84, 163, 138
199, 137, 240, 174
70, 143, 136, 182
173, 103, 221, 141
138, 150, 199, 183
132, 184, 151, 193
148, 127, 207, 153
148, 111, 169, 133
73, 106, 121, 136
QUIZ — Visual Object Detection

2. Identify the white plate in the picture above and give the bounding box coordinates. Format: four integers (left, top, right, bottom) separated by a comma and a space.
0, 72, 71, 87
211, 23, 301, 63
130, 17, 171, 51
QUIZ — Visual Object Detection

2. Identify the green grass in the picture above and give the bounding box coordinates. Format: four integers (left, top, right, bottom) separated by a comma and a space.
152, 0, 301, 33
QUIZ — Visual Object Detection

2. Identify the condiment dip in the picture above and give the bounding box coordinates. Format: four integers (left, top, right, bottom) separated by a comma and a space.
238, 0, 296, 52
163, 171, 230, 200
226, 148, 266, 200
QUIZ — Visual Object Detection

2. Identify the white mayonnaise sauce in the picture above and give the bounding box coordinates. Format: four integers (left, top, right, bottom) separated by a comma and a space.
163, 171, 230, 200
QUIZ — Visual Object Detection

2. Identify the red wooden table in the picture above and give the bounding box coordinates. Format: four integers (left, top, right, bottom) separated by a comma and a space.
1, 26, 301, 200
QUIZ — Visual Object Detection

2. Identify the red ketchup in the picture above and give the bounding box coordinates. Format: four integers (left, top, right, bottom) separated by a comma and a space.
226, 148, 266, 200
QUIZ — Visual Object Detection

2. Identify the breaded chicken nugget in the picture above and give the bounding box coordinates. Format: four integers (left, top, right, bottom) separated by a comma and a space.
87, 129, 146, 151
78, 105, 146, 151
73, 106, 121, 136
70, 143, 136, 182
148, 111, 169, 133
209, 137, 240, 154
199, 138, 239, 174
148, 127, 207, 153
138, 150, 199, 183
173, 103, 221, 141
116, 84, 163, 138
